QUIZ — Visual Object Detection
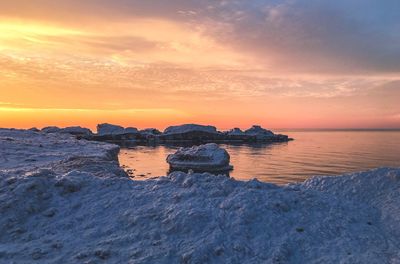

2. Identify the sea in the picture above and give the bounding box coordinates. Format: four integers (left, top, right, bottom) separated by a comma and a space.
118, 130, 400, 184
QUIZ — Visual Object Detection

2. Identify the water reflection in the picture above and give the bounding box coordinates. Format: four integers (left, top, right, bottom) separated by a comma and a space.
118, 131, 400, 184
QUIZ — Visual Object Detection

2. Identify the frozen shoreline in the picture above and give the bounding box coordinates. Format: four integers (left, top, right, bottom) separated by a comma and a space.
0, 129, 399, 263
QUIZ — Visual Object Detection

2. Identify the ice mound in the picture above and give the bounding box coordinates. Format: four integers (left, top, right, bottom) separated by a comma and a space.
97, 123, 138, 136
40, 126, 92, 138
244, 125, 275, 137
90, 123, 291, 143
163, 124, 218, 135
1, 128, 399, 263
226, 127, 246, 136
139, 128, 161, 135
41, 126, 61, 133
166, 143, 233, 172
59, 126, 92, 136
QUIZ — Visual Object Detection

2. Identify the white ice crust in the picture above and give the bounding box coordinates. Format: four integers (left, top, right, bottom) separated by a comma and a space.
0, 128, 399, 263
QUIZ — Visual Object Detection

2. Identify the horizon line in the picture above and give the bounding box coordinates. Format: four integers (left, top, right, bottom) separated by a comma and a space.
1, 126, 400, 132
274, 128, 400, 131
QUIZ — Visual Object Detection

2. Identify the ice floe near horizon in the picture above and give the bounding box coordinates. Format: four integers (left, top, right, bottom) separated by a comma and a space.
244, 125, 275, 137
41, 126, 93, 137
226, 127, 246, 136
32, 123, 292, 143
97, 123, 138, 136
163, 123, 219, 135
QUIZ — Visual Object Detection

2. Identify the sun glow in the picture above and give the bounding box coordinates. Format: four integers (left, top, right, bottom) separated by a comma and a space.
0, 20, 82, 51
0, 106, 190, 130
0, 21, 83, 36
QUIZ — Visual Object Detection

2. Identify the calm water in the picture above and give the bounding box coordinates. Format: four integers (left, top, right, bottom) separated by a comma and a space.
118, 131, 400, 184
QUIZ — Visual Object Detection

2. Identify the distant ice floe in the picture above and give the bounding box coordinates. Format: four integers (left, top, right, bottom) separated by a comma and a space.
38, 123, 292, 143
41, 126, 92, 137
163, 124, 218, 135
1, 128, 399, 263
226, 127, 246, 136
244, 125, 275, 138
139, 128, 161, 135
97, 123, 138, 136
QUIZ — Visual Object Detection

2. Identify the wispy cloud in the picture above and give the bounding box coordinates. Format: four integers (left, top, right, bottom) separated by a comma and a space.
2, 1, 399, 74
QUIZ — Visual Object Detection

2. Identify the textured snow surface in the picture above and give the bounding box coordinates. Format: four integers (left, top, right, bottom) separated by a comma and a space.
0, 129, 120, 173
1, 129, 400, 263
166, 143, 233, 172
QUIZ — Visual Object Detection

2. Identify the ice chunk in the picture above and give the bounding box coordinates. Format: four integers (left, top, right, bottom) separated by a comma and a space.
139, 128, 161, 135
97, 123, 138, 136
166, 143, 233, 172
41, 126, 61, 133
60, 126, 92, 136
163, 124, 218, 135
227, 127, 246, 136
244, 125, 275, 137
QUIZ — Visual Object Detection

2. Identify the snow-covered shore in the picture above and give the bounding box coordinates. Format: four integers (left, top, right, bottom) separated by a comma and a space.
0, 129, 399, 263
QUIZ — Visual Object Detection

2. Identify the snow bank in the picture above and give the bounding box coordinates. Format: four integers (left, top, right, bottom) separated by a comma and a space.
0, 128, 399, 263
167, 143, 233, 172
0, 128, 120, 174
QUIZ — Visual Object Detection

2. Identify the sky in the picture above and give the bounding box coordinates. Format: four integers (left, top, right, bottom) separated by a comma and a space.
0, 0, 399, 130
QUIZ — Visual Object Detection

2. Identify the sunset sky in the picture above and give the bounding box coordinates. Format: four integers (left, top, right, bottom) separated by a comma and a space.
0, 0, 399, 130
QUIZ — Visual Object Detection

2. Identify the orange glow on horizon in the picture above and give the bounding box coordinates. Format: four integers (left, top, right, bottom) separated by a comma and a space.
1, 106, 398, 131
